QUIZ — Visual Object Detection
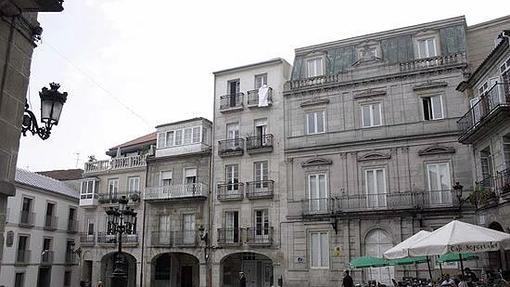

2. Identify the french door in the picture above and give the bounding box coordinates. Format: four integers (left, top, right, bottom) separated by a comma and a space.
182, 214, 195, 244
427, 163, 451, 205
308, 174, 327, 212
365, 168, 386, 208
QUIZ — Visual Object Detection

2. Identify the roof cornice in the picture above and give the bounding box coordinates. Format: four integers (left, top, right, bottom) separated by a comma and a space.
213, 58, 287, 76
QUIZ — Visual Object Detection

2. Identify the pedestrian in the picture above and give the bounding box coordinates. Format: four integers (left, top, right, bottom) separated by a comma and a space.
96, 281, 103, 287
464, 268, 478, 282
240, 272, 247, 287
343, 270, 354, 287
441, 274, 457, 287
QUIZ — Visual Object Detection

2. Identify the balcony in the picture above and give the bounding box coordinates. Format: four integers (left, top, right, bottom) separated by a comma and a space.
97, 232, 139, 247
218, 138, 244, 157
151, 231, 173, 247
174, 230, 198, 247
458, 83, 510, 144
217, 183, 244, 201
79, 233, 95, 247
246, 134, 273, 154
84, 155, 147, 174
43, 215, 58, 231
478, 168, 510, 196
246, 227, 273, 247
65, 252, 77, 265
15, 249, 31, 265
217, 228, 241, 247
40, 251, 54, 265
80, 193, 98, 207
220, 93, 244, 112
399, 53, 466, 72
98, 191, 141, 205
302, 198, 333, 216
67, 220, 79, 233
246, 88, 272, 107
19, 211, 35, 227
245, 180, 274, 199
144, 183, 208, 201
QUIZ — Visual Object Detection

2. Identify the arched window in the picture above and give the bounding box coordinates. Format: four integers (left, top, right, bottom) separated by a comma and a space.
365, 229, 394, 284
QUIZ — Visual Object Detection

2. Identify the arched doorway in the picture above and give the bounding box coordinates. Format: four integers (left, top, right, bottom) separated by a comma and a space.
221, 252, 273, 287
488, 222, 508, 271
151, 252, 199, 287
365, 229, 394, 284
100, 252, 137, 287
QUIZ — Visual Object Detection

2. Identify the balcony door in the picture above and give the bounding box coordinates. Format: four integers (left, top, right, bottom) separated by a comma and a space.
159, 215, 171, 244
226, 123, 240, 149
225, 164, 239, 193
255, 119, 268, 146
107, 178, 119, 200
254, 161, 269, 189
225, 211, 239, 243
427, 163, 451, 205
365, 168, 387, 208
308, 174, 328, 212
184, 168, 197, 195
254, 209, 269, 241
228, 80, 240, 107
128, 176, 140, 195
182, 214, 195, 244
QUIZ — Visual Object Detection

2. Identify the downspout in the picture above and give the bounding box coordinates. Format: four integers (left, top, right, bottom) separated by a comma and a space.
208, 78, 217, 287
0, 16, 16, 113
140, 161, 149, 287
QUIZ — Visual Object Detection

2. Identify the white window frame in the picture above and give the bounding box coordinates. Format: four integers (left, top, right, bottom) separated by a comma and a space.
160, 171, 173, 186
426, 162, 452, 204
306, 111, 326, 135
254, 73, 268, 89
159, 126, 202, 148
107, 178, 119, 197
306, 57, 324, 78
361, 103, 382, 128
364, 168, 387, 208
127, 176, 140, 193
310, 231, 329, 269
417, 37, 438, 58
422, 95, 444, 121
80, 179, 98, 198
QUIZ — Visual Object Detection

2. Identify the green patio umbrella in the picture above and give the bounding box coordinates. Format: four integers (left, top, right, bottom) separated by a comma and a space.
437, 252, 478, 263
350, 256, 389, 268
389, 256, 428, 266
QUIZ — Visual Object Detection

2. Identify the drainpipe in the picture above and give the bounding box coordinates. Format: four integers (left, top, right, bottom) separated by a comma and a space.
140, 162, 149, 287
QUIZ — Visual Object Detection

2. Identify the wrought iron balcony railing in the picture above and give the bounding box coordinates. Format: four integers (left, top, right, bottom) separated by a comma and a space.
458, 83, 510, 143
43, 215, 58, 230
220, 93, 244, 111
84, 155, 147, 174
217, 183, 244, 201
246, 227, 273, 247
218, 138, 245, 157
19, 211, 35, 227
16, 249, 30, 265
151, 231, 173, 247
144, 183, 208, 200
97, 232, 138, 246
246, 88, 272, 107
79, 233, 95, 246
246, 134, 273, 154
174, 230, 198, 247
302, 198, 333, 215
41, 250, 54, 265
98, 191, 141, 204
217, 228, 241, 246
477, 168, 510, 196
245, 180, 274, 199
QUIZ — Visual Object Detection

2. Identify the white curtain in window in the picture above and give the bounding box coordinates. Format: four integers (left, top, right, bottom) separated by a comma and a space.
427, 163, 451, 204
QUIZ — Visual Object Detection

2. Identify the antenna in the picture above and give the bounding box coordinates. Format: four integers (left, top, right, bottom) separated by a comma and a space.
74, 153, 80, 168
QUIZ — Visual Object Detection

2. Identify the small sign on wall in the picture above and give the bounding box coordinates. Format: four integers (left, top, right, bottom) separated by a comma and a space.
295, 256, 305, 264
334, 246, 342, 257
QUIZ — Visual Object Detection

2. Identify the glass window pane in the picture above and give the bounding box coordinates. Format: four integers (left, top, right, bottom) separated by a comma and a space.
316, 59, 324, 76
428, 165, 438, 191
362, 106, 371, 127
307, 113, 315, 134
438, 163, 450, 190
311, 233, 320, 267
373, 104, 381, 126
418, 40, 427, 58
192, 127, 201, 143
431, 96, 443, 119
321, 233, 329, 267
319, 175, 326, 198
367, 170, 375, 194
427, 39, 436, 57
317, 112, 324, 133
166, 131, 174, 147
158, 133, 165, 148
175, 130, 182, 145
184, 128, 192, 145
376, 170, 384, 194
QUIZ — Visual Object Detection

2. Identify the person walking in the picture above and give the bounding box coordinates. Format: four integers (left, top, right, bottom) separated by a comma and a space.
240, 272, 247, 287
343, 270, 354, 287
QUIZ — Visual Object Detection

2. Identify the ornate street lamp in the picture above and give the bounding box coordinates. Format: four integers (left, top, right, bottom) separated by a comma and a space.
21, 82, 68, 140
453, 182, 464, 217
105, 196, 136, 287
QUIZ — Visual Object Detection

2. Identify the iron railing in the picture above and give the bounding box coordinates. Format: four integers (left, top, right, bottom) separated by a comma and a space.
245, 180, 274, 199
458, 83, 510, 140
79, 233, 95, 246
246, 227, 273, 246
84, 154, 147, 174
246, 134, 273, 153
217, 183, 244, 201
246, 88, 272, 106
144, 183, 208, 200
19, 211, 35, 227
97, 191, 141, 204
218, 138, 244, 157
16, 249, 30, 264
65, 252, 76, 265
43, 215, 58, 230
220, 93, 244, 110
477, 168, 510, 196
151, 231, 173, 247
217, 228, 241, 246
302, 198, 333, 215
97, 232, 138, 245
174, 230, 198, 247
67, 220, 79, 233
40, 250, 54, 265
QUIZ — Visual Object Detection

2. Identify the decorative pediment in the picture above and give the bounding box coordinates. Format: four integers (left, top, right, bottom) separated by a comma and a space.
357, 151, 391, 162
300, 98, 330, 108
353, 89, 387, 99
413, 81, 448, 91
418, 145, 455, 156
301, 158, 333, 167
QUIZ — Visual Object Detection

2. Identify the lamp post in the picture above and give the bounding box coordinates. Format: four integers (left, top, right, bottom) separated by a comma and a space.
105, 196, 136, 287
21, 82, 68, 140
453, 182, 464, 218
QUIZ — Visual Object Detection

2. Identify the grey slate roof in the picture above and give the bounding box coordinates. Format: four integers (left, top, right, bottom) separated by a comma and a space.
15, 168, 80, 199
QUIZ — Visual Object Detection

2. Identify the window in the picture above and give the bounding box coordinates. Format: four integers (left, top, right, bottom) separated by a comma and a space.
21, 197, 32, 224
226, 123, 240, 139
310, 231, 329, 268
503, 135, 510, 169
45, 202, 55, 228
67, 207, 76, 231
183, 128, 192, 145
14, 272, 24, 287
192, 127, 201, 143
80, 179, 98, 199
160, 171, 172, 186
306, 111, 325, 134
254, 161, 269, 188
165, 131, 174, 147
306, 57, 324, 78
365, 168, 386, 208
361, 103, 382, 127
225, 211, 239, 243
159, 128, 201, 148
417, 38, 437, 58
64, 271, 72, 287
254, 209, 269, 237
17, 235, 29, 262
426, 162, 452, 205
422, 95, 444, 120
175, 129, 183, 146
184, 168, 197, 193
87, 219, 94, 235
308, 174, 328, 212
255, 73, 268, 89
157, 132, 166, 148
128, 176, 140, 193
159, 214, 171, 243
107, 179, 119, 198
225, 164, 239, 191
182, 214, 196, 244
480, 147, 493, 179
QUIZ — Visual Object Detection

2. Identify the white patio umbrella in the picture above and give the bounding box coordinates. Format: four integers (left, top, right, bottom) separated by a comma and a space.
384, 230, 432, 259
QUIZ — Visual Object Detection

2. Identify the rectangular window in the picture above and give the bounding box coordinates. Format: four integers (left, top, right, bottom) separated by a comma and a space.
64, 271, 72, 286
192, 127, 201, 143
417, 38, 437, 58
14, 272, 24, 287
87, 219, 94, 235
17, 235, 29, 263
480, 147, 493, 179
80, 179, 98, 199
202, 127, 208, 144
255, 73, 268, 89
503, 135, 510, 169
361, 103, 382, 127
183, 128, 192, 145
364, 168, 386, 208
225, 211, 239, 243
165, 131, 174, 147
46, 202, 55, 217
225, 164, 239, 191
128, 176, 140, 193
306, 111, 325, 134
308, 174, 327, 212
174, 130, 183, 146
254, 209, 269, 236
426, 162, 452, 204
307, 57, 324, 78
182, 214, 196, 244
157, 132, 166, 148
160, 171, 172, 186
310, 231, 329, 268
107, 179, 119, 198
422, 95, 444, 120
22, 197, 32, 212
226, 123, 240, 139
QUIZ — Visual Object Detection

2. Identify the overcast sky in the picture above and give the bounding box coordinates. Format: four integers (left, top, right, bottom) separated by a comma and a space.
16, 0, 509, 171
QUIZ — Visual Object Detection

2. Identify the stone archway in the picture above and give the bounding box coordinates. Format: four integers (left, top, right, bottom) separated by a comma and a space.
100, 252, 137, 287
220, 252, 273, 287
151, 252, 200, 287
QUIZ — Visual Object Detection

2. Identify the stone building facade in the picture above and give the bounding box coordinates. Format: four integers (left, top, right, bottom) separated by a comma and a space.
281, 16, 477, 286
78, 133, 156, 287
210, 58, 291, 287
0, 168, 80, 287
142, 117, 212, 287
